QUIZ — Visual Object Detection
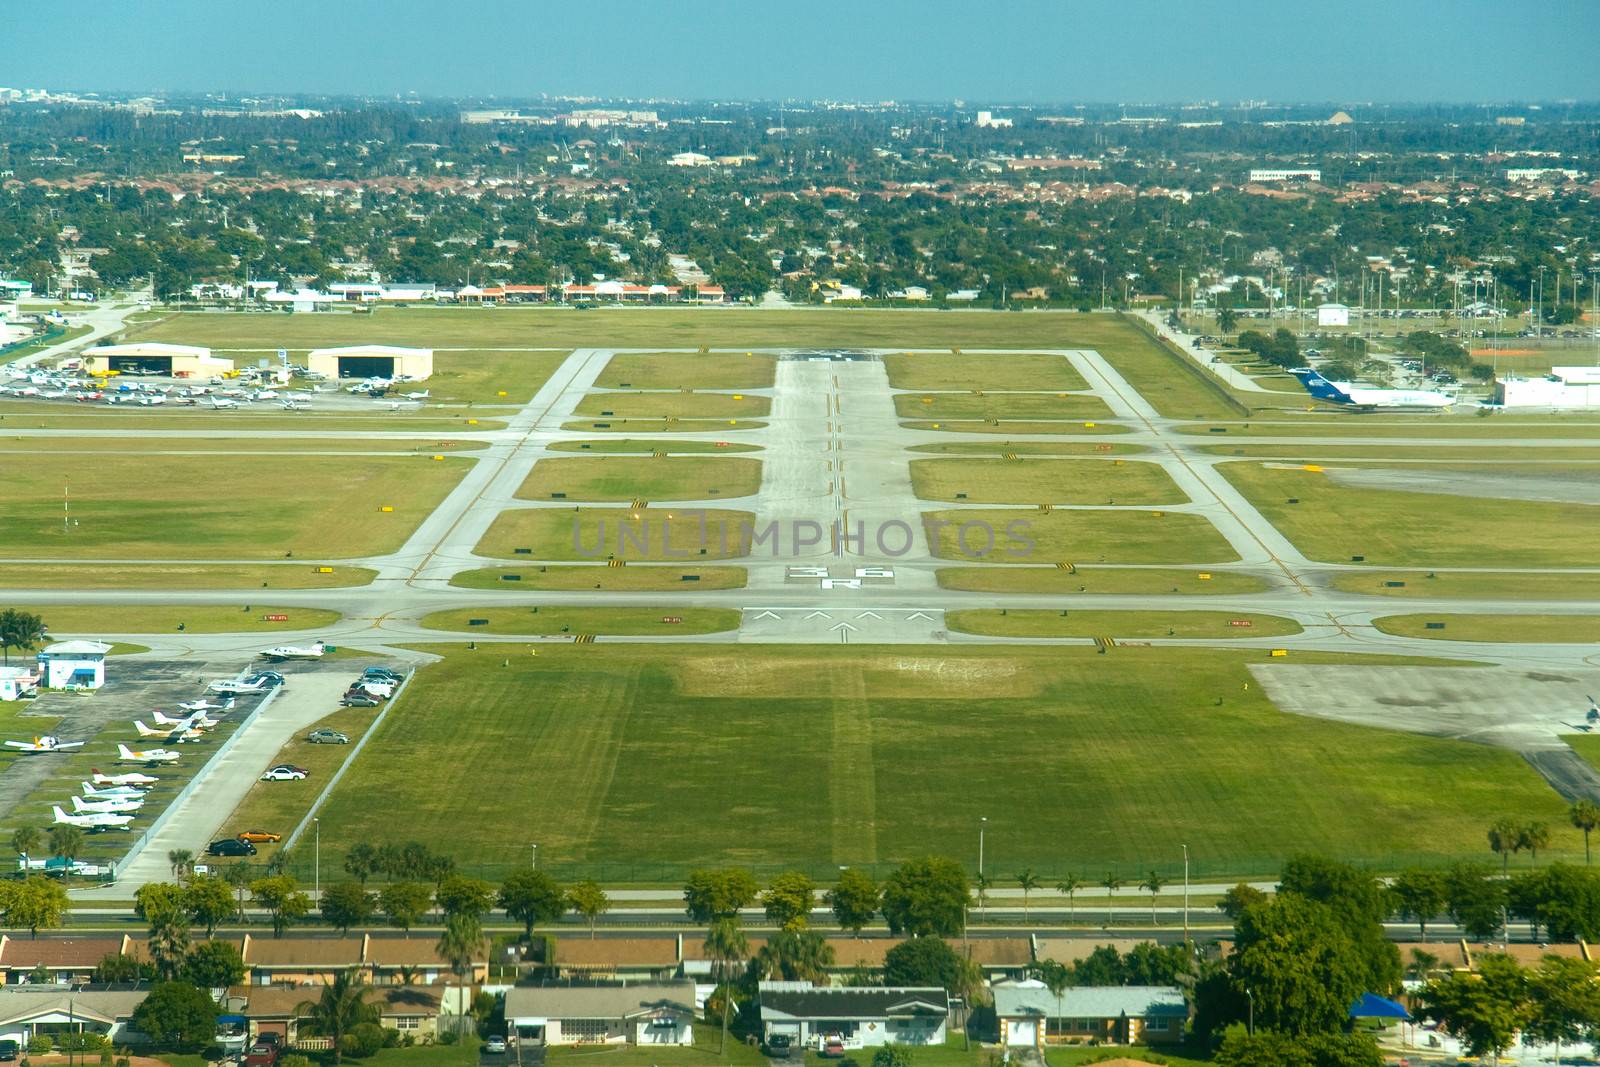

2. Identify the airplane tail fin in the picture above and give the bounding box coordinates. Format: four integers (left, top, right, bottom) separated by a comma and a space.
117, 745, 136, 760
152, 711, 177, 726
70, 795, 89, 811
1292, 368, 1352, 404
223, 698, 236, 710
52, 806, 71, 823
134, 720, 159, 737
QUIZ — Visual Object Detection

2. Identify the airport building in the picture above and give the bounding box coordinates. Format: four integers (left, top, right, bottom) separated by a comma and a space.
35, 640, 110, 690
307, 344, 434, 381
0, 666, 38, 702
82, 342, 234, 378
1495, 367, 1600, 409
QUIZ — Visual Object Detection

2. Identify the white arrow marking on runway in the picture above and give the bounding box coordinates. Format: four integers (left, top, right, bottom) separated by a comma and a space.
830, 621, 859, 632
856, 611, 883, 620
805, 611, 832, 620
906, 611, 934, 621
753, 610, 781, 621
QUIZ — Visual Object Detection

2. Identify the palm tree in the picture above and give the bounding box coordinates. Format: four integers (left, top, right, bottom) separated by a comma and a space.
296, 968, 378, 1067
48, 824, 84, 868
1015, 869, 1041, 924
1406, 948, 1441, 982
752, 928, 834, 984
0, 609, 45, 666
1571, 800, 1600, 865
1217, 305, 1238, 334
224, 861, 253, 921
146, 912, 190, 980
436, 913, 485, 1037
1141, 871, 1166, 926
168, 849, 195, 882
11, 827, 41, 868
1055, 876, 1082, 924
703, 917, 748, 1054
1524, 822, 1552, 865
1488, 818, 1524, 875
973, 872, 991, 921
1102, 874, 1122, 927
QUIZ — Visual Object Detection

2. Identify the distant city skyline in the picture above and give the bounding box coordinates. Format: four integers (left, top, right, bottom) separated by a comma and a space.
2, 0, 1597, 104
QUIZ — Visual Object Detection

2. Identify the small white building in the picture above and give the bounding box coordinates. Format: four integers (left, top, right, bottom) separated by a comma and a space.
306, 345, 434, 381
758, 982, 949, 1050
35, 640, 110, 690
1316, 302, 1351, 327
0, 666, 38, 701
1496, 366, 1600, 410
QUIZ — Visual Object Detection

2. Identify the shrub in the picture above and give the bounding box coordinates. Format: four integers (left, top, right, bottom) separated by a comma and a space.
340, 1023, 387, 1060
26, 1037, 51, 1055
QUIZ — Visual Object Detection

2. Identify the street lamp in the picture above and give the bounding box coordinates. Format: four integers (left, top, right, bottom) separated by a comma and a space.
978, 817, 987, 881
531, 843, 538, 871
313, 818, 320, 898
1246, 988, 1254, 1036
1181, 844, 1190, 947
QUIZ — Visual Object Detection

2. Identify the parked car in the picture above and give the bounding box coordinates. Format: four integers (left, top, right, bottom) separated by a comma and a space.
244, 1043, 280, 1067
208, 838, 257, 857
762, 1035, 792, 1059
363, 667, 403, 683
483, 1037, 507, 1055
820, 1040, 846, 1059
340, 692, 380, 708
236, 829, 282, 843
307, 729, 350, 744
352, 680, 393, 698
260, 765, 308, 782
1, 1039, 22, 1062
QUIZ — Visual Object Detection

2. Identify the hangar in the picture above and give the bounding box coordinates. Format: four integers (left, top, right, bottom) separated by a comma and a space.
307, 345, 433, 381
82, 343, 233, 378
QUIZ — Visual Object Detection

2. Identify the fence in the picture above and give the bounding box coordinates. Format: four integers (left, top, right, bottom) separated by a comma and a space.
0, 325, 66, 359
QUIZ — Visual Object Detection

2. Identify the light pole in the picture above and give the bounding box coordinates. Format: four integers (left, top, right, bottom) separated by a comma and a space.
531, 843, 538, 871
978, 817, 987, 882
313, 818, 320, 898
1181, 844, 1190, 947
1246, 989, 1254, 1036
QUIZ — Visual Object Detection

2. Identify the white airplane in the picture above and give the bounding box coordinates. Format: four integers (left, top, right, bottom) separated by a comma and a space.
404, 389, 429, 400
91, 768, 158, 786
81, 781, 146, 800
209, 396, 240, 410
71, 793, 143, 814
154, 708, 221, 729
5, 735, 86, 753
53, 805, 133, 831
280, 398, 308, 410
177, 696, 234, 714
259, 640, 325, 662
134, 719, 204, 743
208, 677, 268, 695
1292, 369, 1453, 411
117, 743, 180, 765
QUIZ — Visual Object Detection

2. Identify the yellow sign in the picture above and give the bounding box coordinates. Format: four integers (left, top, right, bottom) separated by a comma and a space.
467, 419, 478, 425
1198, 573, 1212, 580
1302, 464, 1324, 472
433, 455, 444, 460
380, 506, 394, 513
497, 390, 508, 397
733, 394, 744, 400
1084, 422, 1096, 428
316, 567, 334, 574
1270, 649, 1289, 657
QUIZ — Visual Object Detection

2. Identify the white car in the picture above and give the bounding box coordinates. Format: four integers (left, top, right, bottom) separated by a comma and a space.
259, 766, 308, 782
484, 1037, 507, 1055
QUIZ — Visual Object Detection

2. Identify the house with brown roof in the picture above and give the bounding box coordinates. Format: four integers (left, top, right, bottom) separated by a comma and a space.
0, 937, 135, 986
549, 936, 682, 980
239, 934, 486, 987
230, 984, 447, 1043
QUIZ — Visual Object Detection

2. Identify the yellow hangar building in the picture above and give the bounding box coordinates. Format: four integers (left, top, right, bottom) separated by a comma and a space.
307, 345, 433, 381
82, 342, 234, 378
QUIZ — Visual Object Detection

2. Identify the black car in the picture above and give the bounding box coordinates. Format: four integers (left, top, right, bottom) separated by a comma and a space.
208, 838, 257, 857
762, 1035, 793, 1059
363, 667, 403, 683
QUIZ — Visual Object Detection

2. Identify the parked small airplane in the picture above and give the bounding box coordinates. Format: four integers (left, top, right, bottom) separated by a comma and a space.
208, 677, 268, 695
81, 781, 146, 800
208, 396, 240, 410
177, 696, 234, 714
5, 735, 86, 753
117, 743, 180, 765
91, 768, 159, 786
134, 719, 204, 743
404, 389, 429, 400
280, 398, 308, 410
1291, 369, 1453, 411
71, 793, 144, 814
258, 641, 325, 662
53, 805, 133, 830
154, 708, 220, 729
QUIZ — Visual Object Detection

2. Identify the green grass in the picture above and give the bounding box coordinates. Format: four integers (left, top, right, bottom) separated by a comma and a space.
910, 459, 1187, 505
159, 1046, 481, 1067
23, 604, 341, 633
0, 453, 470, 559
418, 348, 569, 403
517, 457, 762, 502
1563, 735, 1600, 779
903, 420, 1128, 435
1218, 461, 1600, 567
0, 409, 505, 432
937, 567, 1270, 596
576, 392, 771, 419
0, 564, 376, 589
0, 437, 487, 454
1078, 315, 1249, 419
1372, 614, 1600, 643
309, 644, 1573, 880
450, 566, 747, 591
596, 351, 778, 390
947, 609, 1301, 639
1199, 444, 1600, 461
893, 393, 1112, 421
562, 418, 766, 434
883, 352, 1088, 391
922, 509, 1239, 564
1327, 570, 1600, 600
910, 441, 1145, 456
1179, 420, 1600, 439
549, 1033, 766, 1067
548, 439, 762, 454
419, 606, 742, 635
476, 507, 755, 561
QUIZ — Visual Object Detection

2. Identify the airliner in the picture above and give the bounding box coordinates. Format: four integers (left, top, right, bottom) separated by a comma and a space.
1292, 369, 1453, 411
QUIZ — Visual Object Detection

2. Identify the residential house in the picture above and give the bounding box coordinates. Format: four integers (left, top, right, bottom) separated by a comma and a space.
0, 937, 134, 986
757, 981, 949, 1051
229, 984, 446, 1043
0, 987, 150, 1045
504, 982, 696, 1047
240, 933, 486, 986
993, 980, 1188, 1047
548, 936, 682, 981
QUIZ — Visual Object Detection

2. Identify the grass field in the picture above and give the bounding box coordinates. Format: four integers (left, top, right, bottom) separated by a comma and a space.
0, 454, 470, 559
909, 459, 1187, 505
0, 564, 376, 589
575, 392, 771, 419
1564, 735, 1600, 779
517, 456, 762, 502
547, 438, 762, 454
1200, 443, 1600, 461
413, 348, 568, 403
902, 420, 1129, 435
0, 409, 505, 432
947, 609, 1301, 639
910, 441, 1145, 456
1079, 316, 1249, 419
1179, 420, 1600, 439
476, 506, 755, 561
937, 566, 1270, 596
22, 605, 341, 633
1327, 570, 1600, 600
883, 352, 1088, 391
309, 643, 1573, 879
892, 393, 1112, 421
1219, 462, 1600, 567
595, 351, 777, 390
562, 418, 766, 434
0, 437, 487, 454
1372, 614, 1600, 643
922, 509, 1239, 564
419, 606, 741, 635
449, 565, 747, 591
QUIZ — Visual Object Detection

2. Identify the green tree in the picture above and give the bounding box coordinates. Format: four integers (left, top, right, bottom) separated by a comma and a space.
1029, 958, 1071, 1031
1015, 869, 1041, 923
343, 842, 381, 884
1055, 876, 1082, 923
320, 882, 376, 935
379, 881, 433, 936
1219, 883, 1267, 920
881, 856, 969, 937
0, 609, 45, 666
436, 912, 485, 1034
825, 869, 879, 936
135, 882, 187, 924
94, 952, 154, 983
146, 909, 191, 981
185, 875, 237, 937
48, 824, 84, 867
1446, 862, 1507, 939
683, 868, 759, 924
10, 826, 41, 866
762, 871, 817, 931
1214, 1026, 1382, 1067
1102, 874, 1122, 925
871, 1046, 915, 1067
565, 879, 610, 939
1524, 821, 1552, 865
1420, 953, 1530, 1064
1525, 955, 1600, 1065
884, 937, 980, 1000
1570, 799, 1600, 865
1489, 817, 1526, 875
1216, 305, 1239, 335
3, 876, 68, 937
1277, 855, 1400, 995
296, 968, 378, 1067
1228, 895, 1367, 1036
703, 917, 748, 1053
1141, 871, 1166, 925
130, 981, 218, 1051
497, 869, 564, 940
250, 874, 311, 937
1388, 868, 1447, 939
751, 928, 835, 984
168, 849, 194, 882
182, 940, 246, 989
435, 875, 494, 920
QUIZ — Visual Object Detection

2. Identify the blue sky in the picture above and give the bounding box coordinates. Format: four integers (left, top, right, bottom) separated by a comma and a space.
3, 0, 1595, 103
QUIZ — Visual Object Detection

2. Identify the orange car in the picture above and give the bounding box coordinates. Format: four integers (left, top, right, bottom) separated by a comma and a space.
235, 830, 282, 844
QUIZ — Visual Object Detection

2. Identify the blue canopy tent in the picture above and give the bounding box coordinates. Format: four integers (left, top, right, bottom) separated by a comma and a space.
1349, 993, 1411, 1021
